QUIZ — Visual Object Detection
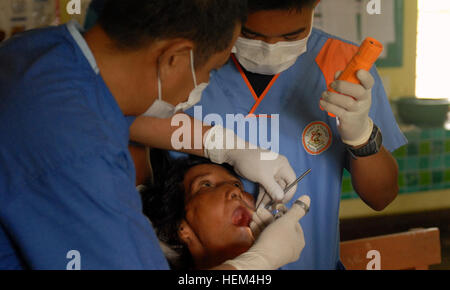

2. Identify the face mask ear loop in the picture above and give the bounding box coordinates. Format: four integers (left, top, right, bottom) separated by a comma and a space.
190, 49, 198, 88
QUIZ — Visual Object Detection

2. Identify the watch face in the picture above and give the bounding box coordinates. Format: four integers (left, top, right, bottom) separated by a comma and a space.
374, 126, 383, 150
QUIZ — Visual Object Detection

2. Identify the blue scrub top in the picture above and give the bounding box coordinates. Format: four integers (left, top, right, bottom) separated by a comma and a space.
0, 21, 169, 270
179, 28, 408, 270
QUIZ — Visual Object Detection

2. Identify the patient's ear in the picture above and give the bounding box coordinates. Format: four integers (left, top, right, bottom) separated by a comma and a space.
178, 220, 194, 245
178, 219, 206, 266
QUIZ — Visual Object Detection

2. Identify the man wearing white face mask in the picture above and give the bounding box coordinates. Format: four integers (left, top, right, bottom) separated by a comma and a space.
232, 18, 312, 75
168, 0, 406, 270
143, 50, 209, 119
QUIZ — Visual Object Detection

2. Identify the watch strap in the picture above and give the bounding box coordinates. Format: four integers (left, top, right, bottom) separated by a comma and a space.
347, 124, 383, 158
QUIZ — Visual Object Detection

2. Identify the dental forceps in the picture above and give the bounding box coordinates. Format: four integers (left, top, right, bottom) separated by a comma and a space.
256, 168, 312, 213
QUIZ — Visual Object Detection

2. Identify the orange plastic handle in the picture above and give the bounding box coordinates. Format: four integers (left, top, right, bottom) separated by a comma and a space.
321, 37, 384, 117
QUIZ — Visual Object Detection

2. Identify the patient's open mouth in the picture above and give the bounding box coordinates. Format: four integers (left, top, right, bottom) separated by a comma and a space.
232, 206, 253, 227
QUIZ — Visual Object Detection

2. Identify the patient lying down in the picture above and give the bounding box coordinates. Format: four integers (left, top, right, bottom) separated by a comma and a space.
141, 153, 309, 270
140, 156, 256, 270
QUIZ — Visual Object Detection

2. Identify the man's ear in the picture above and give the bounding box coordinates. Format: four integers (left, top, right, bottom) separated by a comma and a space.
157, 39, 194, 80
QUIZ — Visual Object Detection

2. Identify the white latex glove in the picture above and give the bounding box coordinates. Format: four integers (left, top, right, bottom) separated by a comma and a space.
320, 70, 375, 147
249, 206, 274, 240
204, 126, 297, 202
225, 195, 310, 270
249, 188, 274, 239
250, 186, 294, 239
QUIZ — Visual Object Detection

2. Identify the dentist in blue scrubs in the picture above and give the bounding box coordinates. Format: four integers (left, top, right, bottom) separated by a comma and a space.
0, 0, 302, 270
188, 0, 407, 270
186, 0, 408, 270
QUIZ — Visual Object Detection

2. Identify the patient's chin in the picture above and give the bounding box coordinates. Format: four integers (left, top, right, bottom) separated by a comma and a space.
231, 227, 255, 252
205, 229, 254, 266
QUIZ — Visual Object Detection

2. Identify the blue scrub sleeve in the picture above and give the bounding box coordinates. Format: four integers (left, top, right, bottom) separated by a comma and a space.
369, 66, 408, 152
1, 151, 169, 270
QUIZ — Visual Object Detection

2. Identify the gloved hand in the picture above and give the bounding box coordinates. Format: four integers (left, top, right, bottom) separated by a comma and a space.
320, 70, 375, 147
204, 126, 297, 202
249, 206, 274, 240
250, 186, 294, 239
225, 195, 310, 270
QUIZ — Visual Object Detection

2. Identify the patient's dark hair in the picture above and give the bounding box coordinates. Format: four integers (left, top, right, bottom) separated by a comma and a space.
140, 150, 237, 269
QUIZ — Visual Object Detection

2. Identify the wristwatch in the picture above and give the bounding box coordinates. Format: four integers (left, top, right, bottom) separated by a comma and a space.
347, 124, 383, 159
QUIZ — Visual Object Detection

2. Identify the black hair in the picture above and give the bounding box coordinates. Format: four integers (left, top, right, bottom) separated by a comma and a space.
248, 0, 317, 13
140, 150, 237, 269
98, 0, 248, 67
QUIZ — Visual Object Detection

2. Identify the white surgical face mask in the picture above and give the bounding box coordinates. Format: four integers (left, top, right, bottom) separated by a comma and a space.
143, 50, 209, 118
233, 15, 314, 75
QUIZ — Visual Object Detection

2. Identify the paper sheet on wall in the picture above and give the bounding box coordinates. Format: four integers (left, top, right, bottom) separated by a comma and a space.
314, 0, 361, 44
314, 0, 397, 59
0, 0, 58, 42
0, 0, 92, 43
361, 0, 396, 58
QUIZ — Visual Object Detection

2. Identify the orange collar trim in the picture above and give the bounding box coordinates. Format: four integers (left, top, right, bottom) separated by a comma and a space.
231, 54, 280, 117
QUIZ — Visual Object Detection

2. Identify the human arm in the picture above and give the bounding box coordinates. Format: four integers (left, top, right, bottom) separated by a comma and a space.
130, 114, 207, 157
211, 264, 238, 270
348, 146, 399, 211
320, 70, 399, 211
130, 115, 298, 202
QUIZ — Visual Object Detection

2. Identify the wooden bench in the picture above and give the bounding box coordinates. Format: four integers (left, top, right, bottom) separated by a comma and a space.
340, 228, 441, 270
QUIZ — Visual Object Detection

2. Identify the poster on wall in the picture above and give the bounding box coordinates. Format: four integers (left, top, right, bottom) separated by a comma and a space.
0, 0, 58, 43
0, 0, 92, 43
314, 0, 397, 59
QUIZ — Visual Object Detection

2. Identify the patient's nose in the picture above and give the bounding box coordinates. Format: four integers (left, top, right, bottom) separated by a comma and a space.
225, 185, 244, 201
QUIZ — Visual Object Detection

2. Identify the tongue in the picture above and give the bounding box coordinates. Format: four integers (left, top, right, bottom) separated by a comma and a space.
232, 207, 252, 227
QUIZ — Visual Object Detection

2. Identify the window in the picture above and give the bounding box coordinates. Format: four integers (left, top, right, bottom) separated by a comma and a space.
416, 0, 450, 100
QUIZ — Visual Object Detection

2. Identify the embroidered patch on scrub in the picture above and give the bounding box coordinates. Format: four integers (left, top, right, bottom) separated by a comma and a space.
302, 121, 333, 155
